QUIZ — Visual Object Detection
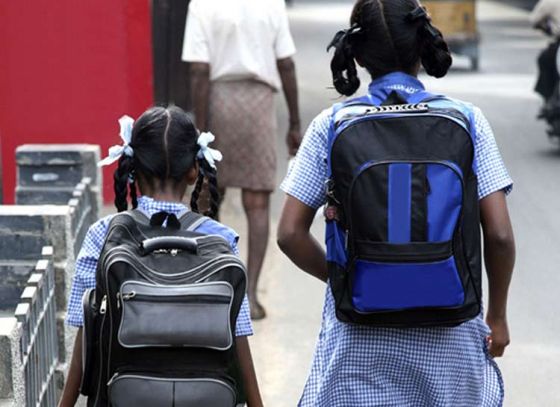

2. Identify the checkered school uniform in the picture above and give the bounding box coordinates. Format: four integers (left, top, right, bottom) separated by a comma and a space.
281, 73, 512, 407
66, 196, 253, 337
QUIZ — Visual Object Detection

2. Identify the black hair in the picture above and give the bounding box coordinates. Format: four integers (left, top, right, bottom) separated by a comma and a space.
329, 0, 452, 96
113, 106, 220, 219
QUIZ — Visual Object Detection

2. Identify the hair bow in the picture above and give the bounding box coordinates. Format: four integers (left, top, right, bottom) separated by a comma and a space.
327, 24, 362, 52
98, 115, 135, 167
197, 132, 223, 170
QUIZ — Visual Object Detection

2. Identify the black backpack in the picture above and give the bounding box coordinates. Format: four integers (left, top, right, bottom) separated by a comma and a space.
80, 210, 247, 406
326, 92, 482, 327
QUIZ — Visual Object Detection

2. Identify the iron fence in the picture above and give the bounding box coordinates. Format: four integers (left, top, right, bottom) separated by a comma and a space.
14, 247, 58, 407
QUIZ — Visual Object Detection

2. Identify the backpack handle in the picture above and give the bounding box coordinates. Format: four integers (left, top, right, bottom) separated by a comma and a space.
141, 236, 198, 255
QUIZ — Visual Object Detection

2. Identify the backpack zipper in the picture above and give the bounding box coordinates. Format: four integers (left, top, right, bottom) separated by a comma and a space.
92, 301, 107, 406
119, 292, 231, 304
104, 248, 245, 281
336, 108, 472, 135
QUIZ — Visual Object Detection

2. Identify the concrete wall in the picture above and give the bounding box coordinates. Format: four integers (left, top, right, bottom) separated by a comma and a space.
15, 144, 102, 212
0, 145, 101, 406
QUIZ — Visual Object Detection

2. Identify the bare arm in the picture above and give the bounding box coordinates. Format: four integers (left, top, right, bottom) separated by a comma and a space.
480, 191, 516, 357
189, 62, 211, 131
236, 336, 263, 407
277, 57, 301, 156
58, 328, 83, 407
277, 195, 328, 282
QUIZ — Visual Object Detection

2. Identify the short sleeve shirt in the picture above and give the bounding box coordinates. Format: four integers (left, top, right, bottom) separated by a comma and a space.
66, 196, 253, 337
182, 0, 296, 90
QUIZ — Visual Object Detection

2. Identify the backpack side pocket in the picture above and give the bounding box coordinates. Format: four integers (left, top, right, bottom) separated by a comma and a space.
80, 288, 98, 396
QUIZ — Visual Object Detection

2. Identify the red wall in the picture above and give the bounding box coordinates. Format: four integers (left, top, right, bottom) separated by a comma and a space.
0, 1, 154, 203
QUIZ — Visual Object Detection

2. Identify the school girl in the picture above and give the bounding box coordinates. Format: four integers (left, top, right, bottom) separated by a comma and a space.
277, 0, 516, 405
58, 106, 263, 407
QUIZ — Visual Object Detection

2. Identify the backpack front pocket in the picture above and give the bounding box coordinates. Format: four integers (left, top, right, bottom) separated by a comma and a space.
348, 160, 467, 312
117, 281, 234, 350
108, 374, 236, 407
352, 255, 465, 312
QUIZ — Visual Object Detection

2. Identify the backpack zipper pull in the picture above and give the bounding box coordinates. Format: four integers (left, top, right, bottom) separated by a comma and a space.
325, 178, 341, 205
121, 292, 136, 301
116, 293, 121, 309
99, 295, 107, 315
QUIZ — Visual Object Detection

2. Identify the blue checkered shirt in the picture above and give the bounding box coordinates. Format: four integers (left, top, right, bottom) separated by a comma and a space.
66, 196, 253, 337
280, 73, 512, 406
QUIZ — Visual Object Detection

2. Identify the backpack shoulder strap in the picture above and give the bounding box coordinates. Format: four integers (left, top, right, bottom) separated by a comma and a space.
178, 210, 209, 232
128, 208, 151, 225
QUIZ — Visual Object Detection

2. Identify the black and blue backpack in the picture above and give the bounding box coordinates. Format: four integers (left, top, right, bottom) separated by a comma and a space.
326, 89, 482, 327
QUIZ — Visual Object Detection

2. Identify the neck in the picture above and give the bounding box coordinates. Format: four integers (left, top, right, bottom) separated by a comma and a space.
138, 178, 188, 203
148, 191, 185, 203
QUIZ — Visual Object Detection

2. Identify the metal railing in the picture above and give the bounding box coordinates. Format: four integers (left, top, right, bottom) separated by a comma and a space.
14, 247, 58, 407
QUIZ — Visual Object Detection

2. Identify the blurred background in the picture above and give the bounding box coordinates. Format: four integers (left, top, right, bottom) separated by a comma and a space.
1, 0, 559, 406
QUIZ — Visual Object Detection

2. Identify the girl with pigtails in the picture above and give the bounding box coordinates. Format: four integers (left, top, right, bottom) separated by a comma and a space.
59, 106, 263, 407
278, 0, 515, 406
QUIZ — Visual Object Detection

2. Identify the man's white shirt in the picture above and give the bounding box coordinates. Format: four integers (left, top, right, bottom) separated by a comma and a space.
182, 0, 296, 90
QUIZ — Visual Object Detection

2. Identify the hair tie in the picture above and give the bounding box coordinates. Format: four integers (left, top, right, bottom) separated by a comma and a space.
406, 7, 441, 40
98, 115, 135, 167
327, 24, 362, 52
197, 132, 223, 170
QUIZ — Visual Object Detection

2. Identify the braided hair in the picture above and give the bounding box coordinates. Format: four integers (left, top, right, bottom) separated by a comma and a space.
328, 0, 452, 96
189, 160, 220, 218
112, 106, 221, 219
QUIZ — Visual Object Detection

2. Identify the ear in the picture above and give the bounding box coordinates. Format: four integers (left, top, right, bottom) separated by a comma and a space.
186, 161, 200, 185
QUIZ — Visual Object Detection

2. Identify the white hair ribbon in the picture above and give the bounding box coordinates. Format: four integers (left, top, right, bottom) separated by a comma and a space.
97, 115, 135, 167
197, 132, 223, 170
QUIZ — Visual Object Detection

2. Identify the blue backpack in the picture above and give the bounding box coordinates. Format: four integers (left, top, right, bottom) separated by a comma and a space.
325, 90, 482, 327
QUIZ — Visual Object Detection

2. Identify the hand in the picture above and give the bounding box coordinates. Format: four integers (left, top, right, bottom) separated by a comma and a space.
485, 315, 510, 358
286, 125, 301, 156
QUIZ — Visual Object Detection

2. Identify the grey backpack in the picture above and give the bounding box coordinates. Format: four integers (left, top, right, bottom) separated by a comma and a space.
81, 210, 247, 407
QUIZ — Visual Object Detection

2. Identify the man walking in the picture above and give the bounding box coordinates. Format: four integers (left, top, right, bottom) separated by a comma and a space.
182, 0, 301, 319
